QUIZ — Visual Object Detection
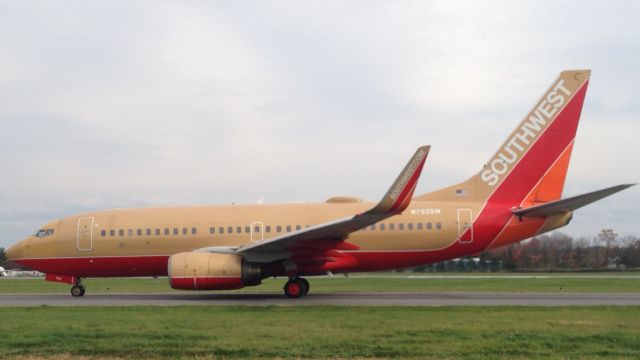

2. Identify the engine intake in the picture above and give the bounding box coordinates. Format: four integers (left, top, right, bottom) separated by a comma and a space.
168, 252, 261, 290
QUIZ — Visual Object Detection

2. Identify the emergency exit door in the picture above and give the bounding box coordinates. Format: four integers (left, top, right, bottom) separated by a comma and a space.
77, 217, 94, 251
457, 209, 473, 243
250, 221, 264, 243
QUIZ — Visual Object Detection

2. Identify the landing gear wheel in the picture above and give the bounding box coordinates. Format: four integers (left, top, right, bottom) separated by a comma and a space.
71, 285, 85, 297
284, 278, 306, 299
300, 278, 310, 295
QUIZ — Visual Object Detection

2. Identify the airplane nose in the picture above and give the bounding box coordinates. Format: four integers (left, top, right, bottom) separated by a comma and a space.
5, 242, 24, 261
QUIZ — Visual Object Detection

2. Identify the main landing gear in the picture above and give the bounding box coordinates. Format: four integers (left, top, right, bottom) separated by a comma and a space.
284, 277, 310, 298
70, 283, 86, 297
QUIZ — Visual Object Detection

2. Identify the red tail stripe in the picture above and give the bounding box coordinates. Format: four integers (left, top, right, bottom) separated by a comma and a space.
462, 81, 589, 246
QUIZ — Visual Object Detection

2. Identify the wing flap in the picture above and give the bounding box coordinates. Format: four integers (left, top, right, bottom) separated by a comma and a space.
513, 184, 634, 218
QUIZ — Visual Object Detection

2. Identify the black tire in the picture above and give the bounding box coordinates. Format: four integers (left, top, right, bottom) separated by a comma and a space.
284, 279, 305, 299
300, 278, 310, 295
71, 285, 85, 297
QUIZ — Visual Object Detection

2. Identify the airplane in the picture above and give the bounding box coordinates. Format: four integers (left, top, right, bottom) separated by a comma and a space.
5, 69, 634, 298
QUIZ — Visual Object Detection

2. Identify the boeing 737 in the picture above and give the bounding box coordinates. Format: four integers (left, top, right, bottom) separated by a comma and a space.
5, 70, 634, 298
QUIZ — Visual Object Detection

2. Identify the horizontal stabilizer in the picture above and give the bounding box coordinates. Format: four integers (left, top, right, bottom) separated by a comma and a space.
513, 184, 635, 218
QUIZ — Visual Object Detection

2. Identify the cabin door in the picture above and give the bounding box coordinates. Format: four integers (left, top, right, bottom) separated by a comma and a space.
250, 221, 264, 243
457, 209, 473, 243
77, 217, 94, 251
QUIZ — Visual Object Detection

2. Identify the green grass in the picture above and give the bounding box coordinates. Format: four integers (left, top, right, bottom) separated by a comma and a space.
1, 273, 640, 294
0, 306, 638, 359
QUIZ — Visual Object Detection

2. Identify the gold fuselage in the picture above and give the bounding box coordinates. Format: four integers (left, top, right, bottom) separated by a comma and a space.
10, 199, 481, 261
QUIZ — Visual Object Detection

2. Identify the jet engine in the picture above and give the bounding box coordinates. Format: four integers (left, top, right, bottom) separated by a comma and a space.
168, 252, 261, 290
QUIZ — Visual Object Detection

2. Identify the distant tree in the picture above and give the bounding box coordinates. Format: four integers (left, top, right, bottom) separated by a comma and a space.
0, 247, 6, 267
620, 236, 640, 268
521, 237, 544, 268
597, 229, 618, 267
574, 237, 591, 268
598, 229, 618, 247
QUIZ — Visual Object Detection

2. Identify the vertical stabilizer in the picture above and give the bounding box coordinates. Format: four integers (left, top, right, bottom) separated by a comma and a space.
415, 69, 590, 205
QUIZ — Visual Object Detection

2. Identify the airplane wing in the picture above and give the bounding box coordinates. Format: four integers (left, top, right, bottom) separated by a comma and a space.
235, 145, 430, 262
512, 184, 635, 218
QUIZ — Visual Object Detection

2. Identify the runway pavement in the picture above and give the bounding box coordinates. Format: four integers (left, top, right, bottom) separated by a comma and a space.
1, 292, 639, 306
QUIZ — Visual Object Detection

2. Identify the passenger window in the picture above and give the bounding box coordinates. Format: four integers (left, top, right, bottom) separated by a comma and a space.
380, 223, 385, 231
276, 225, 282, 232
265, 225, 271, 233
286, 225, 291, 232
155, 229, 161, 236
417, 223, 423, 230
210, 227, 215, 234
370, 224, 376, 231
146, 229, 152, 236
119, 229, 124, 236
227, 227, 233, 234
245, 226, 250, 233
295, 225, 301, 231
110, 230, 115, 237
137, 229, 142, 236
389, 224, 395, 231
191, 227, 197, 235
183, 228, 188, 235
399, 223, 404, 231
173, 228, 179, 235
408, 223, 413, 230
127, 229, 133, 236
236, 226, 242, 234
164, 228, 170, 235
254, 225, 260, 233
436, 222, 442, 230
427, 223, 432, 230
219, 227, 224, 234
101, 230, 106, 237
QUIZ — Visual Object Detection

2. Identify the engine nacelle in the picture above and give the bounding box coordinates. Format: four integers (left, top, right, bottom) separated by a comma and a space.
168, 252, 261, 290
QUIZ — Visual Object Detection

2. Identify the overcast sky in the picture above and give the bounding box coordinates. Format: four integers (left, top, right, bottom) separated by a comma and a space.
1, 1, 638, 248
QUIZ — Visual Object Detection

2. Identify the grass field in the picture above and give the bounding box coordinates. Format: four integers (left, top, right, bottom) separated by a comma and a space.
0, 306, 639, 359
1, 273, 640, 294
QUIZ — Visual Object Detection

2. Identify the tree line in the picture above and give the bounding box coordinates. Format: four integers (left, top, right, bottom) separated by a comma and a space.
480, 229, 640, 271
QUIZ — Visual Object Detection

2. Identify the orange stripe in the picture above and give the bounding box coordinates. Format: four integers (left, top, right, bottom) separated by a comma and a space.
523, 142, 574, 206
486, 216, 546, 250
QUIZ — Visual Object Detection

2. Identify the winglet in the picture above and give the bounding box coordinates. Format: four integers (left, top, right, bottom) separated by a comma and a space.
366, 145, 430, 215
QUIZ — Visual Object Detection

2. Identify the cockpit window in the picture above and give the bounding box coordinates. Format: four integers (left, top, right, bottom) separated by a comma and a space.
32, 229, 54, 238
33, 229, 46, 237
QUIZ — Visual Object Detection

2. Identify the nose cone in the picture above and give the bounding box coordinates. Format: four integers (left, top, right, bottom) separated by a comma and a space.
6, 240, 26, 261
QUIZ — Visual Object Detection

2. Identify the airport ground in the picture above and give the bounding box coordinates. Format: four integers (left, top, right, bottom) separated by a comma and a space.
1, 273, 639, 359
2, 272, 640, 294
1, 306, 639, 359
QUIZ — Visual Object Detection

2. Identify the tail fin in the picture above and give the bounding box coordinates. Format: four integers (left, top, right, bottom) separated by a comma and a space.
415, 69, 591, 206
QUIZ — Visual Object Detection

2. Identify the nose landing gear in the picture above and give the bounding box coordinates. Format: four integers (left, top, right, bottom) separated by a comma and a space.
284, 277, 310, 298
